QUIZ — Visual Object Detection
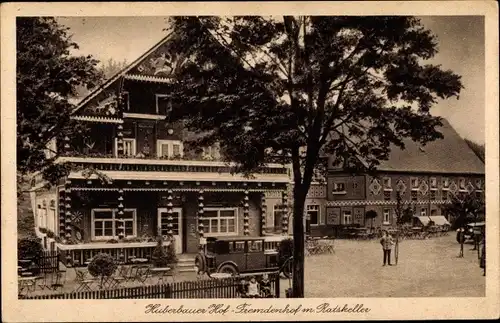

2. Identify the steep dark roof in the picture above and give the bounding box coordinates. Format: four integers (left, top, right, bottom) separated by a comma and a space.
377, 118, 484, 174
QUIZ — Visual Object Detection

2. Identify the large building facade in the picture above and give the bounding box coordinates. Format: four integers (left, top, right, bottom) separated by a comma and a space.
315, 119, 485, 234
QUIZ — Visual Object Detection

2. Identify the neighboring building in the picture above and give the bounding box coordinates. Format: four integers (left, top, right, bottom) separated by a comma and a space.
317, 118, 485, 233
29, 34, 291, 265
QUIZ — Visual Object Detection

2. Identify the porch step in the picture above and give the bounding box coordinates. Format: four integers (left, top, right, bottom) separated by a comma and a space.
176, 255, 196, 273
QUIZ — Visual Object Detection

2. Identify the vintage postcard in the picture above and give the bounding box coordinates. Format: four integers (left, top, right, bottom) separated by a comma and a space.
1, 1, 499, 322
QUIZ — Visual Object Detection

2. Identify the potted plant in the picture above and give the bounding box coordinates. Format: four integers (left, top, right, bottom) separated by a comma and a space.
87, 253, 117, 289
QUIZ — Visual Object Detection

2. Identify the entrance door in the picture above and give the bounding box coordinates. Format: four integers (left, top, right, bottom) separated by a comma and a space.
157, 208, 183, 254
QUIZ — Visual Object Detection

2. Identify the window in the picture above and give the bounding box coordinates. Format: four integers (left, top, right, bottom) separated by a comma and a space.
92, 209, 136, 240
384, 191, 391, 201
430, 190, 436, 200
306, 205, 320, 226
420, 208, 427, 217
459, 178, 466, 191
155, 94, 172, 115
115, 138, 136, 157
383, 177, 392, 190
383, 209, 391, 224
342, 211, 352, 225
430, 177, 437, 189
442, 191, 449, 200
411, 190, 418, 201
157, 140, 184, 158
442, 177, 450, 189
475, 179, 483, 191
48, 200, 56, 233
202, 145, 220, 160
332, 182, 346, 193
201, 208, 237, 236
475, 191, 482, 199
411, 177, 419, 190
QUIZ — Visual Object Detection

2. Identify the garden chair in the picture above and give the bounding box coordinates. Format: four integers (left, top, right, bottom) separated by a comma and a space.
50, 270, 67, 291
73, 267, 89, 283
134, 266, 151, 285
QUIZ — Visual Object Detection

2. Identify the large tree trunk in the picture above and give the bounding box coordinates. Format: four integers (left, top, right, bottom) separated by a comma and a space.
292, 185, 306, 298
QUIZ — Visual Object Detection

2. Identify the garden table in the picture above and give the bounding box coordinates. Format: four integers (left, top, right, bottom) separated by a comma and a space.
75, 279, 96, 292
18, 276, 40, 296
150, 267, 174, 284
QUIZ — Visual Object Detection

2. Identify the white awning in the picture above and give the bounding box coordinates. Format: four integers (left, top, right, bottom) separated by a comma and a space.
68, 170, 290, 183
429, 216, 451, 226
415, 216, 450, 226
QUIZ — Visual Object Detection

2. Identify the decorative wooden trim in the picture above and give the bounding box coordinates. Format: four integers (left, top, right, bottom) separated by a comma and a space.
71, 115, 123, 123
326, 200, 452, 207
243, 190, 250, 236
124, 74, 175, 83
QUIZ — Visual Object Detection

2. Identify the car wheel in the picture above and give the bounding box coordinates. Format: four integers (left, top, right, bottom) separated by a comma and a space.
218, 263, 238, 276
195, 253, 206, 273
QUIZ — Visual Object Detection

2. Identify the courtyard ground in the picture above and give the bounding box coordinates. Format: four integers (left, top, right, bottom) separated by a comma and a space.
19, 233, 485, 298
301, 234, 485, 297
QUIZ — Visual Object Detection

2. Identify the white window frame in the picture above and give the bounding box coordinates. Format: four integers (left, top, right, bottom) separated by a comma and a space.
332, 182, 347, 195
155, 94, 172, 114
91, 208, 137, 240
342, 210, 352, 225
48, 202, 56, 233
383, 177, 392, 191
306, 205, 320, 226
442, 177, 450, 190
420, 208, 427, 217
156, 139, 184, 158
430, 177, 438, 190
202, 207, 238, 237
383, 209, 391, 225
410, 177, 419, 190
115, 138, 136, 157
459, 177, 467, 191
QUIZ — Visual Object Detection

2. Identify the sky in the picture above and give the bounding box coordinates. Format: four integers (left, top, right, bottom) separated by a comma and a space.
56, 16, 485, 144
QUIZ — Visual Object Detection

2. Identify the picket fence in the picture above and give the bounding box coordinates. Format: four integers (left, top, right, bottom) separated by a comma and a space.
21, 273, 281, 299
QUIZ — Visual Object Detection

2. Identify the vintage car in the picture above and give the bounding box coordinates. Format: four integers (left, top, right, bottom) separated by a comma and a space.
194, 236, 292, 277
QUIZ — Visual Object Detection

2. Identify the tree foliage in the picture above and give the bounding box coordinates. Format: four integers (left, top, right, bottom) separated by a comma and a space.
17, 17, 102, 188
160, 16, 463, 297
442, 193, 485, 229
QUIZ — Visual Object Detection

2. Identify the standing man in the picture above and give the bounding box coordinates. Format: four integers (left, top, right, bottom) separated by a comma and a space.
457, 227, 465, 258
380, 230, 395, 266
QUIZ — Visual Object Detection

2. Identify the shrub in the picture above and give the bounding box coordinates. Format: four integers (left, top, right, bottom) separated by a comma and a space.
39, 227, 47, 234
151, 237, 177, 267
87, 253, 117, 288
18, 236, 43, 261
46, 230, 55, 239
